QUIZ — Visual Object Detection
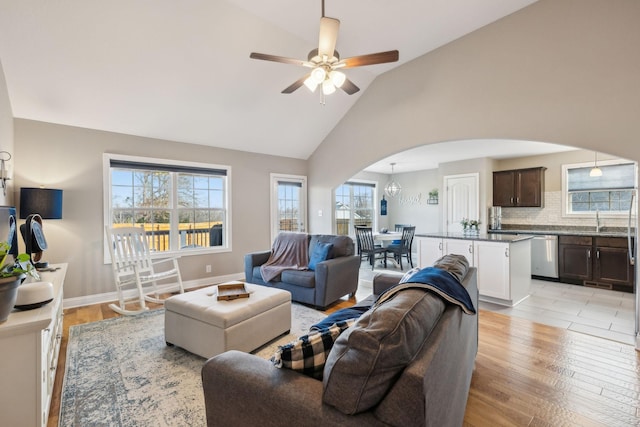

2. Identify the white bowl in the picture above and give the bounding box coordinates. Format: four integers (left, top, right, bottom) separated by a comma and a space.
14, 281, 54, 310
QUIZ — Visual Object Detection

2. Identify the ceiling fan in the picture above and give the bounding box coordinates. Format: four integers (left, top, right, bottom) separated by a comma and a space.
249, 0, 399, 99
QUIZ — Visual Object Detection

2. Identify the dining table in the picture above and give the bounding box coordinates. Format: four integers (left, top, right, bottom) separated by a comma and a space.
371, 231, 402, 268
372, 231, 402, 247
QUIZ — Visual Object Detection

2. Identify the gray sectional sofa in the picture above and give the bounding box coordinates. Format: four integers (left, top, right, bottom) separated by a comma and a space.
244, 234, 360, 309
203, 261, 479, 427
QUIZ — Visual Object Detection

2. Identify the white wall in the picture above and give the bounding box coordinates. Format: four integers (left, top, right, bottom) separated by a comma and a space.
349, 169, 441, 234
13, 119, 307, 300
387, 169, 440, 233
308, 0, 640, 233
0, 58, 13, 206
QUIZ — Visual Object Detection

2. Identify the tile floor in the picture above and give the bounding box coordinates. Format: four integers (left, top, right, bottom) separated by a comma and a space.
357, 257, 638, 346
480, 279, 637, 345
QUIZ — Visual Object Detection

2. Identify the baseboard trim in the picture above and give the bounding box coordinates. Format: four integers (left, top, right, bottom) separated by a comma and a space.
62, 272, 245, 309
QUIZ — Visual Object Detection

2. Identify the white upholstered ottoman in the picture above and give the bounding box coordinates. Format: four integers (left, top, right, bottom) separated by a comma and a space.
164, 283, 291, 358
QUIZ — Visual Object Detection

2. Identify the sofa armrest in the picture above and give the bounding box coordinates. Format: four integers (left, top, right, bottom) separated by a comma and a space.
202, 350, 383, 427
244, 250, 271, 282
372, 272, 404, 295
314, 255, 361, 308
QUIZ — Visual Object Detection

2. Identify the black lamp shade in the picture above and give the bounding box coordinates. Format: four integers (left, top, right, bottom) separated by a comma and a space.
20, 188, 63, 219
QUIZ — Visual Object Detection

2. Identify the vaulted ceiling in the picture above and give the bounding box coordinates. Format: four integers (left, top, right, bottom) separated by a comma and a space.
0, 0, 539, 160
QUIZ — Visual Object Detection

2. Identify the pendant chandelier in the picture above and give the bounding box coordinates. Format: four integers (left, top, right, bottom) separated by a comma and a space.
384, 163, 402, 198
589, 152, 602, 177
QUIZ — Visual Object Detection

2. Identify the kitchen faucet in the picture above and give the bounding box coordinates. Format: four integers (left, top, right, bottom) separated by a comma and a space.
595, 209, 601, 233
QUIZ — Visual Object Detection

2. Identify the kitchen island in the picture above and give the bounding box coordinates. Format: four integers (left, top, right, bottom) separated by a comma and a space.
415, 232, 533, 306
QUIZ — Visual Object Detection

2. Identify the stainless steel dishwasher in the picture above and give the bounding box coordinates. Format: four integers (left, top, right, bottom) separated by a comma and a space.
531, 235, 559, 279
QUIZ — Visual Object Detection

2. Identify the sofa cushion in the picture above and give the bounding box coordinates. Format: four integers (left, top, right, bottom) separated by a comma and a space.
322, 289, 446, 415
310, 235, 354, 259
272, 319, 355, 380
433, 254, 469, 283
280, 269, 315, 288
308, 242, 333, 271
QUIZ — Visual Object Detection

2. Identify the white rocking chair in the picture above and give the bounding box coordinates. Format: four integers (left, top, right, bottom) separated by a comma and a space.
106, 226, 184, 315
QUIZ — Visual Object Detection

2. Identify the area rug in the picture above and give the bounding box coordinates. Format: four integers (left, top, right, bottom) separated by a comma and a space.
59, 304, 326, 427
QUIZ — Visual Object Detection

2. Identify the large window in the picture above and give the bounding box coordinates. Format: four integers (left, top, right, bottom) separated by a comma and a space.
104, 154, 230, 260
335, 181, 376, 236
564, 160, 636, 215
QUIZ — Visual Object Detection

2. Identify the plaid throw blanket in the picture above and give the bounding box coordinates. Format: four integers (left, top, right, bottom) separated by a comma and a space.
272, 319, 355, 379
260, 232, 309, 282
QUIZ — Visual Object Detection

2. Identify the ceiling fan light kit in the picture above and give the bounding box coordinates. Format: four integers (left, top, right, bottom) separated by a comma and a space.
322, 79, 336, 95
250, 0, 399, 102
329, 70, 346, 87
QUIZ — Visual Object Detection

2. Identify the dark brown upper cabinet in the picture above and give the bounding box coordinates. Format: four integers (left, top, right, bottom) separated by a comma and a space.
492, 167, 546, 207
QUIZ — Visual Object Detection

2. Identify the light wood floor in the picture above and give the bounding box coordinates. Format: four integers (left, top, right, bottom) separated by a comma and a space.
49, 295, 640, 427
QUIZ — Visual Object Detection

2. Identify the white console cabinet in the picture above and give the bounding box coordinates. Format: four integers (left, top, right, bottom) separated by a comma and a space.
0, 263, 67, 427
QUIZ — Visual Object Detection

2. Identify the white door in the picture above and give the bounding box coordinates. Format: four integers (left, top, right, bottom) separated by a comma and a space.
444, 173, 479, 233
270, 174, 307, 242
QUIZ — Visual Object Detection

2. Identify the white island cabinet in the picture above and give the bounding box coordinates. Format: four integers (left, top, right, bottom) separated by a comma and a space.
416, 236, 475, 267
416, 236, 444, 267
473, 239, 531, 306
0, 263, 67, 427
415, 233, 532, 307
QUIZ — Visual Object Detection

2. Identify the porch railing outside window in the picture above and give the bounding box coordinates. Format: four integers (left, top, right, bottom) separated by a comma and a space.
335, 182, 375, 235
107, 155, 229, 254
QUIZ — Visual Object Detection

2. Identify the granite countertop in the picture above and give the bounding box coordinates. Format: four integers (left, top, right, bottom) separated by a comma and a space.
487, 225, 634, 238
415, 232, 533, 243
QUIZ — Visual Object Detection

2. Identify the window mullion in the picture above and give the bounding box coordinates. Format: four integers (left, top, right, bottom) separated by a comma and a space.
170, 172, 179, 251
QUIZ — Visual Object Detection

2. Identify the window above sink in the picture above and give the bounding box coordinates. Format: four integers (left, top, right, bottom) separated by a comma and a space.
562, 160, 636, 217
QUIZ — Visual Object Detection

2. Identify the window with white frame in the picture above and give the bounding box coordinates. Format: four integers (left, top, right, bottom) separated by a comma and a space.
564, 160, 636, 215
104, 154, 230, 259
335, 181, 376, 236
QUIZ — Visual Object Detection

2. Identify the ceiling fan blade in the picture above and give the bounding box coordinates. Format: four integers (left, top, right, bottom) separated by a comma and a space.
340, 78, 360, 95
282, 74, 310, 94
318, 17, 340, 59
338, 50, 399, 68
250, 52, 313, 68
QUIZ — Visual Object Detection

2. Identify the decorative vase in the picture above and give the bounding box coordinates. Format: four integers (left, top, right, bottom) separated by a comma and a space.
0, 276, 22, 323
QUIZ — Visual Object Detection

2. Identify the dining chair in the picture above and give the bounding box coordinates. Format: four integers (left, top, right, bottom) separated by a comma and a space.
392, 224, 411, 244
385, 226, 416, 269
354, 225, 365, 260
355, 226, 387, 270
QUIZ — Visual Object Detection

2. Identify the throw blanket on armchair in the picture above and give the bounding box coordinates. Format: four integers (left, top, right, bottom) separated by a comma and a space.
260, 232, 309, 282
375, 266, 476, 314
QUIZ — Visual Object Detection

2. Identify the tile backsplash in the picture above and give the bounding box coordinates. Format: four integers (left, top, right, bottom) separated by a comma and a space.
500, 191, 631, 229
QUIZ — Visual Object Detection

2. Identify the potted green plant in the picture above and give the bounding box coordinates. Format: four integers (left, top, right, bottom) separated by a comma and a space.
428, 189, 439, 204
0, 242, 39, 322
460, 218, 480, 234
